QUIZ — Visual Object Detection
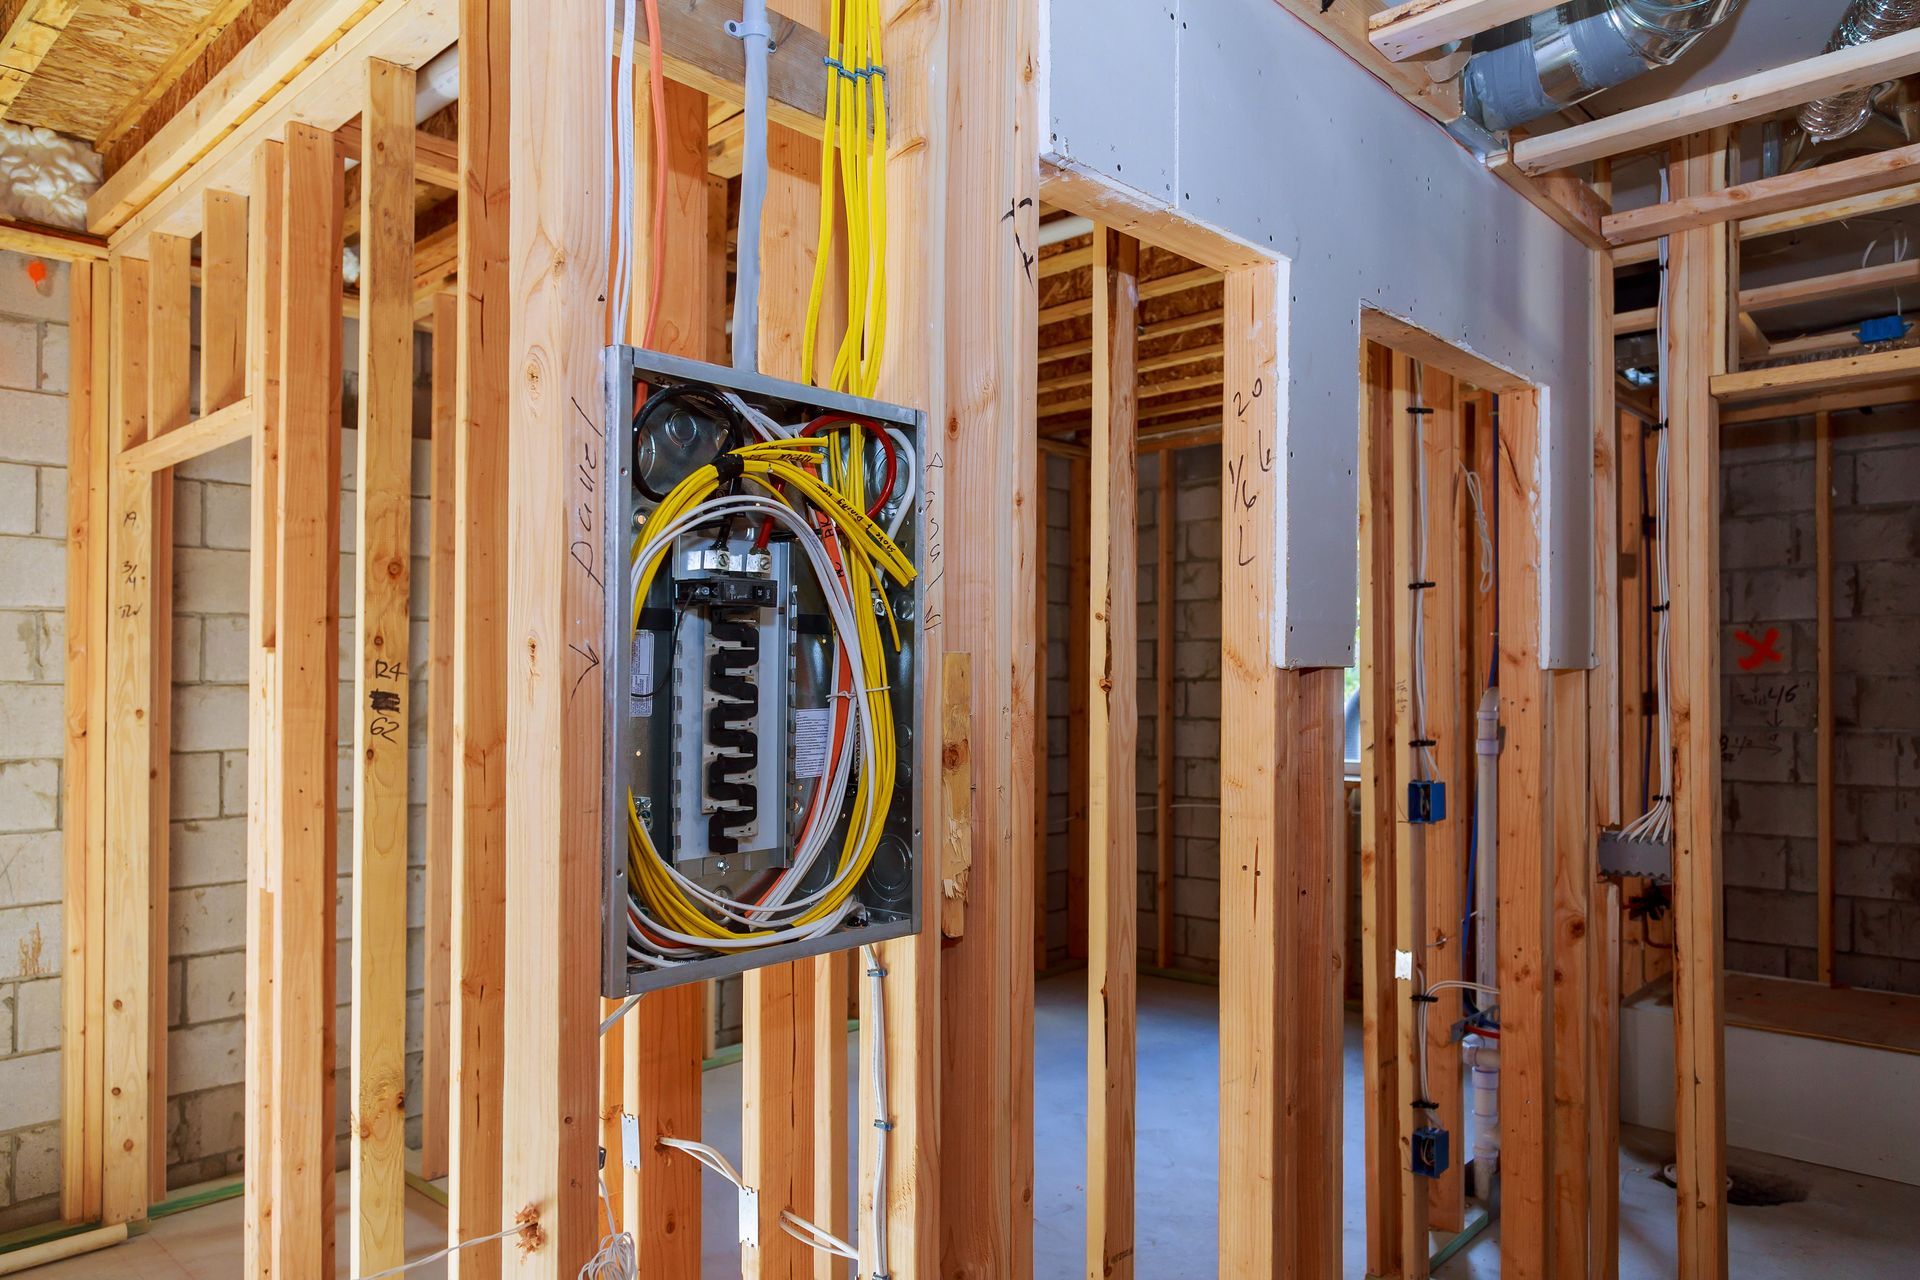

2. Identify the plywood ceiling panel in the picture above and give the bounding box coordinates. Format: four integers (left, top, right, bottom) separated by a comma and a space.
6, 0, 223, 140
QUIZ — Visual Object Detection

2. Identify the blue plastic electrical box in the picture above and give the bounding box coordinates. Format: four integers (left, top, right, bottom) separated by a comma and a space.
1408, 780, 1446, 825
1412, 1126, 1451, 1180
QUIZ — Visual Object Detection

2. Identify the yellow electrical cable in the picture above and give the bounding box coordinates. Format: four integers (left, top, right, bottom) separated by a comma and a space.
625, 435, 914, 947
802, 0, 887, 397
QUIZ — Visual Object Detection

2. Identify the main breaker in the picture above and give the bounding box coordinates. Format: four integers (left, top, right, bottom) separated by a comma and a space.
599, 346, 925, 997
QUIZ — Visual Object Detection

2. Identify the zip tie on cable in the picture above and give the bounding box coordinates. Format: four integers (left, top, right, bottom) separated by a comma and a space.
1406, 406, 1434, 416
1647, 419, 1669, 434
873, 1119, 895, 1131
1409, 738, 1437, 749
1650, 602, 1670, 613
1408, 580, 1435, 591
1410, 992, 1439, 1004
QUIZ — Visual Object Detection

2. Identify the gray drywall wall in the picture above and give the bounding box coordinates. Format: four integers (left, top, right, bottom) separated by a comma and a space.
1043, 0, 1596, 669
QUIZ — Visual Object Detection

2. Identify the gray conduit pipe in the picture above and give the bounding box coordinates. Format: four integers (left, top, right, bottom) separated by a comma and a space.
729, 0, 773, 374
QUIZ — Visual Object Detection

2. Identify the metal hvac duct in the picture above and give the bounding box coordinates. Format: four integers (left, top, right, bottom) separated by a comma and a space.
1799, 0, 1920, 145
1462, 0, 1747, 135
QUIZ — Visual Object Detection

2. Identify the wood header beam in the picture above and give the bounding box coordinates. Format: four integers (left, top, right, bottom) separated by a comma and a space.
1515, 25, 1920, 175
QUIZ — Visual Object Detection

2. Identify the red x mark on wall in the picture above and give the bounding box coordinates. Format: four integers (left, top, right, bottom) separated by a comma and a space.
1735, 627, 1783, 672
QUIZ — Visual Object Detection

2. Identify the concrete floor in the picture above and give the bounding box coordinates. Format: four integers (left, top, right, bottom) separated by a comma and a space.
33, 971, 1920, 1277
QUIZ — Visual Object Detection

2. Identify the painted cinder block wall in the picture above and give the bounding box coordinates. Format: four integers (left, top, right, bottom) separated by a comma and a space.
1719, 410, 1920, 994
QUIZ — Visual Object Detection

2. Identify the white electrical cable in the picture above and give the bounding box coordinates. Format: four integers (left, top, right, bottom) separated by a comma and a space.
622, 490, 888, 961
1622, 186, 1676, 848
864, 944, 891, 1277
613, 0, 638, 343
1409, 363, 1438, 783
1462, 468, 1493, 597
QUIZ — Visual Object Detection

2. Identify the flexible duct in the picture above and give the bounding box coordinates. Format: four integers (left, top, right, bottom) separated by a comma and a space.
1463, 0, 1746, 135
1799, 0, 1920, 145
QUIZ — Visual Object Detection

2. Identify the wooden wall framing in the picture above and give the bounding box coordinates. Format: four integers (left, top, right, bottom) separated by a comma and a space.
33, 2, 1814, 1278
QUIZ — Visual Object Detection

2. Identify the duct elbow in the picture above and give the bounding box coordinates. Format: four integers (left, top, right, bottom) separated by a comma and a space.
1800, 1, 1920, 146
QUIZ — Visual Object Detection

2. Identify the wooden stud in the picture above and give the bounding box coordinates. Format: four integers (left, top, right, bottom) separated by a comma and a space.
742, 61, 826, 1275
1358, 341, 1403, 1280
450, 0, 510, 1269
622, 74, 709, 1276
1066, 461, 1091, 961
1496, 389, 1553, 1280
1154, 454, 1175, 969
860, 4, 947, 1271
1034, 461, 1051, 971
941, 0, 1041, 1266
242, 135, 285, 1280
147, 230, 193, 1200
420, 291, 458, 1181
812, 951, 850, 1280
1418, 366, 1467, 1235
1220, 264, 1343, 1278
349, 57, 416, 1278
268, 120, 345, 1277
1816, 410, 1835, 985
1086, 227, 1139, 1280
1666, 130, 1730, 1280
61, 258, 111, 1225
1592, 880, 1623, 1280
1389, 352, 1430, 1280
500, 0, 609, 1263
1591, 243, 1622, 832
201, 189, 249, 412
1550, 668, 1592, 1280
102, 252, 153, 1226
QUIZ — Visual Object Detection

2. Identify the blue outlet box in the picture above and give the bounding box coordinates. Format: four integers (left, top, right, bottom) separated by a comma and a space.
1408, 780, 1446, 825
1413, 1126, 1450, 1180
1857, 315, 1910, 345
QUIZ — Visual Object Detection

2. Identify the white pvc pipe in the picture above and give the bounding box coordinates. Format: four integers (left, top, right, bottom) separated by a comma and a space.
1038, 214, 1094, 247
1467, 1038, 1500, 1201
415, 44, 460, 122
1474, 684, 1499, 993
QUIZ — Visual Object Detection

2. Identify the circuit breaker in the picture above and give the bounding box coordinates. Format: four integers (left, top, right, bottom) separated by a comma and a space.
600, 346, 925, 998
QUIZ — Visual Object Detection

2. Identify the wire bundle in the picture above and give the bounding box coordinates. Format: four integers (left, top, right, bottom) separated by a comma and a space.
624, 419, 916, 968
803, 0, 889, 396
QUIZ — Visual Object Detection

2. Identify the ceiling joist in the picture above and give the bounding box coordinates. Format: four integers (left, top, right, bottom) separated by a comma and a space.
1607, 141, 1920, 246
1370, 0, 1553, 64
0, 0, 82, 119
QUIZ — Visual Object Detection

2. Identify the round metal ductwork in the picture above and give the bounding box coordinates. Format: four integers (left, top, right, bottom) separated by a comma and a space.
1462, 0, 1746, 135
1799, 0, 1920, 145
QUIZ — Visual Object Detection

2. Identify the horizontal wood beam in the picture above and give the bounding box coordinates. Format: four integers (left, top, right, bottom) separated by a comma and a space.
1040, 307, 1223, 365
1370, 0, 1551, 63
335, 119, 459, 188
0, 216, 106, 260
1742, 256, 1920, 312
1038, 341, 1222, 394
116, 397, 255, 472
1517, 26, 1920, 175
1616, 179, 1920, 266
1719, 375, 1920, 425
1037, 267, 1217, 326
628, 0, 828, 134
1711, 344, 1920, 403
1607, 141, 1920, 245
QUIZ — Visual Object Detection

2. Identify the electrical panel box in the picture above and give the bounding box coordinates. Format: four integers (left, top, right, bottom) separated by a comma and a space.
600, 346, 925, 998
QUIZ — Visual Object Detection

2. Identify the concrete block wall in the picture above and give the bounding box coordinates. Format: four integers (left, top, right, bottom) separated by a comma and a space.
1719, 410, 1920, 994
0, 251, 72, 1231
160, 417, 435, 1191
1041, 446, 1224, 973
